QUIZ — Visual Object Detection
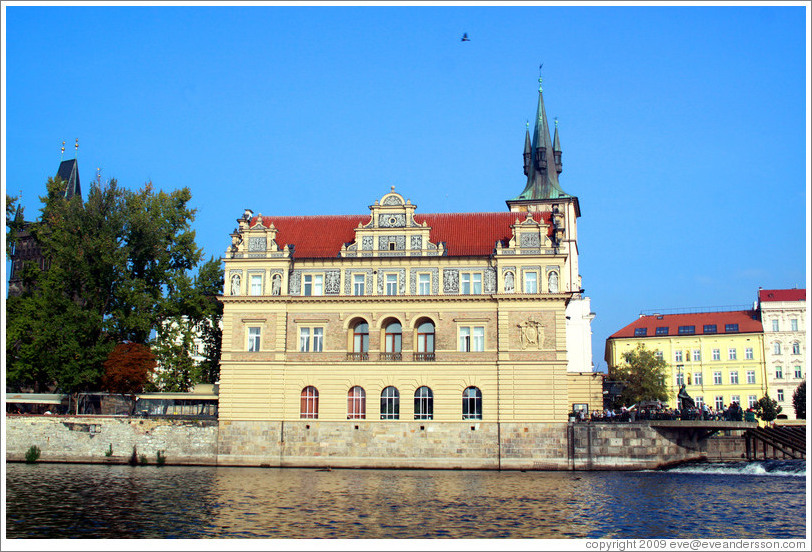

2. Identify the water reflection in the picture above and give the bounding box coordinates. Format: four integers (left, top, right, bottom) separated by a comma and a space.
5, 463, 805, 539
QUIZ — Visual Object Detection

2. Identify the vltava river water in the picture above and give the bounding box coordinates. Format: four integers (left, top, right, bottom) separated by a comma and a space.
5, 461, 806, 539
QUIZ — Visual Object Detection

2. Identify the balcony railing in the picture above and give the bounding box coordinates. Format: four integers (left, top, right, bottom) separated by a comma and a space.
413, 352, 435, 362
379, 352, 402, 362
346, 352, 369, 361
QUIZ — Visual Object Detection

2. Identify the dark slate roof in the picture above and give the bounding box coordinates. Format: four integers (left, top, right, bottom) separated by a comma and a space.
251, 211, 553, 259
56, 159, 81, 200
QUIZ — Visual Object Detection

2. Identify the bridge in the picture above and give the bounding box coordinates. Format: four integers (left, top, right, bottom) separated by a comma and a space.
648, 420, 756, 442
744, 425, 806, 460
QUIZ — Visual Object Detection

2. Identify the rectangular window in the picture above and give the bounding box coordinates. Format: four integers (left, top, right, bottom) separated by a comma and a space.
353, 274, 365, 296
795, 366, 803, 379
730, 371, 739, 385
299, 327, 310, 352
775, 366, 783, 379
748, 395, 757, 409
634, 328, 647, 337
655, 351, 663, 361
460, 272, 482, 295
459, 326, 484, 352
250, 274, 263, 296
745, 347, 753, 360
777, 389, 784, 402
731, 395, 740, 405
712, 349, 720, 361
656, 327, 669, 336
791, 319, 798, 331
725, 324, 739, 333
676, 372, 685, 387
695, 396, 704, 408
728, 348, 737, 361
674, 350, 683, 362
678, 325, 695, 335
703, 324, 717, 334
248, 327, 261, 352
385, 273, 398, 295
715, 396, 725, 411
524, 272, 538, 294
713, 371, 722, 385
418, 273, 431, 295
692, 349, 701, 362
313, 327, 323, 352
693, 372, 702, 386
461, 273, 471, 294
772, 320, 779, 332
299, 327, 324, 352
459, 327, 471, 352
746, 370, 756, 384
473, 327, 485, 352
303, 274, 324, 296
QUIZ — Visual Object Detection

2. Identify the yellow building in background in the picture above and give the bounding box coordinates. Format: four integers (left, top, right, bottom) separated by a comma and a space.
605, 310, 767, 412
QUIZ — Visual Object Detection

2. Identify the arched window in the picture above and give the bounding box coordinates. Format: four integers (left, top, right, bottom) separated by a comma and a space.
381, 386, 400, 420
792, 342, 801, 355
415, 320, 435, 361
462, 386, 482, 420
351, 321, 369, 360
348, 386, 366, 419
300, 386, 319, 419
414, 386, 433, 420
773, 342, 782, 355
385, 321, 402, 352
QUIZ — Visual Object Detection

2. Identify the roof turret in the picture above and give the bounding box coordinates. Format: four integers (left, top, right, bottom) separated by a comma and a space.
510, 77, 572, 201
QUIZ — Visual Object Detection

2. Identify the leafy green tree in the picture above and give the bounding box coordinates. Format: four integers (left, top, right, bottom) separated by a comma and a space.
150, 317, 201, 392
755, 394, 782, 423
6, 176, 204, 394
792, 380, 805, 419
609, 344, 669, 407
149, 256, 224, 391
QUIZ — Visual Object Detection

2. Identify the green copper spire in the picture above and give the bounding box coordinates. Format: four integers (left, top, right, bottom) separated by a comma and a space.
511, 77, 572, 201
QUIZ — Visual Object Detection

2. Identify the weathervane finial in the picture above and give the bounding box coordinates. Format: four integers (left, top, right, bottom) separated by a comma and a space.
61, 140, 65, 160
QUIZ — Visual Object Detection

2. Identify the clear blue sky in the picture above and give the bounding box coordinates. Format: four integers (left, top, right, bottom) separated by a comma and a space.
3, 3, 809, 370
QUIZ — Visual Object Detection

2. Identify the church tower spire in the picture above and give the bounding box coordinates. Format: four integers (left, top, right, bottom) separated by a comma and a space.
507, 76, 575, 207
553, 118, 562, 175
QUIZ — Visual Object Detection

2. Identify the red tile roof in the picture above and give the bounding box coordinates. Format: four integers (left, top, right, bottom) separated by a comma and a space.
608, 310, 763, 339
252, 212, 553, 258
759, 289, 806, 302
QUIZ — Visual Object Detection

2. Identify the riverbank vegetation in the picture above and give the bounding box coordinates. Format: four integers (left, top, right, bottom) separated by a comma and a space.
5, 177, 223, 398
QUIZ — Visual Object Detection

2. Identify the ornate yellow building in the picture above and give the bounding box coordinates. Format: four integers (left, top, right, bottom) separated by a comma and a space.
216, 79, 601, 468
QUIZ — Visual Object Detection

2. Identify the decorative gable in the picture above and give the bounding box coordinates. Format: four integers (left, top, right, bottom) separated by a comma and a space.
341, 188, 444, 258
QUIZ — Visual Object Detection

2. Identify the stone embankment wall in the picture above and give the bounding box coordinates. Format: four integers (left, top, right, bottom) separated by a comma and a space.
6, 416, 747, 470
5, 415, 218, 465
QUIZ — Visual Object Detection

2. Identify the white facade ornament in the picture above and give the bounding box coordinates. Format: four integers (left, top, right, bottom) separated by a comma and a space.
548, 271, 559, 293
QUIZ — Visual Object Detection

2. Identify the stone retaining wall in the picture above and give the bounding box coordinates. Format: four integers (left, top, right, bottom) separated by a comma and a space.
5, 415, 218, 465
6, 415, 747, 470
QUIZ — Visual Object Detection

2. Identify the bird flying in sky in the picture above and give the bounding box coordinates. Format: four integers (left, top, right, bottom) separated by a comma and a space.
461, 33, 470, 42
